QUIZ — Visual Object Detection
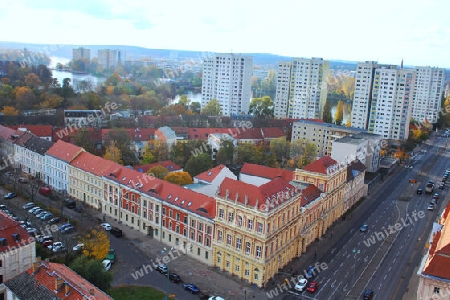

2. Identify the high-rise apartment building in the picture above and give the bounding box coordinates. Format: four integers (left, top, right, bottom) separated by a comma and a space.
201, 53, 253, 116
367, 67, 416, 140
351, 61, 387, 129
274, 58, 329, 119
97, 49, 126, 70
72, 47, 91, 61
412, 67, 445, 123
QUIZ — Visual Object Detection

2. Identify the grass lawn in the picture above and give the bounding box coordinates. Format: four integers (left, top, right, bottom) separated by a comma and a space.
109, 286, 166, 300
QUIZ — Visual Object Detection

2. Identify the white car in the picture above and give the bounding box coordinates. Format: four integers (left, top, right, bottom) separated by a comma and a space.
102, 259, 112, 271
295, 278, 308, 291
101, 223, 112, 231
48, 241, 63, 251
73, 243, 85, 251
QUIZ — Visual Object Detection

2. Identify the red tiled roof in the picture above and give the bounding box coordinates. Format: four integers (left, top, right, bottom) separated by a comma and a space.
0, 212, 33, 254
235, 128, 264, 140
45, 140, 84, 162
218, 177, 297, 211
195, 164, 227, 183
105, 166, 216, 219
7, 125, 52, 137
241, 163, 294, 182
303, 156, 339, 174
101, 128, 156, 142
0, 125, 17, 141
187, 128, 239, 140
135, 160, 182, 173
28, 260, 112, 300
70, 152, 121, 177
261, 127, 286, 139
300, 184, 323, 206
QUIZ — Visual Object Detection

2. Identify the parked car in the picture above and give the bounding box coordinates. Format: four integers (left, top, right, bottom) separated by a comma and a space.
156, 264, 168, 274
73, 243, 85, 251
29, 207, 40, 214
74, 206, 84, 213
295, 278, 308, 291
439, 182, 445, 189
38, 235, 53, 243
428, 204, 436, 211
42, 240, 53, 247
0, 205, 8, 211
4, 192, 17, 199
433, 193, 440, 200
183, 283, 200, 294
100, 223, 112, 231
110, 227, 123, 238
36, 211, 49, 218
305, 266, 316, 279
169, 272, 181, 283
417, 188, 423, 194
41, 213, 53, 221
307, 281, 319, 293
102, 259, 112, 271
53, 244, 67, 253
39, 186, 52, 197
105, 249, 115, 264
61, 225, 76, 234
48, 217, 61, 224
59, 224, 72, 232
360, 224, 368, 233
23, 202, 35, 210
32, 208, 44, 216
48, 242, 63, 251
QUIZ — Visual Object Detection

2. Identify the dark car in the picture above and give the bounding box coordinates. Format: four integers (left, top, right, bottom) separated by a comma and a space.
168, 272, 181, 283
363, 289, 374, 299
48, 217, 61, 224
156, 264, 168, 274
110, 227, 123, 238
61, 225, 76, 234
4, 192, 17, 199
183, 283, 199, 294
417, 188, 423, 194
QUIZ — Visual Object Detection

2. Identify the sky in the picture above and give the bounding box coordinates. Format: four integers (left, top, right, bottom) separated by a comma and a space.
1, 0, 449, 67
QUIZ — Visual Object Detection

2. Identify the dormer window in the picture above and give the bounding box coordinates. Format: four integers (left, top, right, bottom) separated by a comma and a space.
167, 195, 172, 200
0, 238, 7, 246
12, 234, 20, 242
174, 197, 179, 202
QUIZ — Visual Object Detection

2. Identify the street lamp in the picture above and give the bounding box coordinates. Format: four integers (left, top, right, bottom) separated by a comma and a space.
244, 288, 247, 300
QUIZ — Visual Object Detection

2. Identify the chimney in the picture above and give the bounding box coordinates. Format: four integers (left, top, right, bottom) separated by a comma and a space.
55, 278, 64, 291
244, 195, 248, 206
32, 260, 41, 273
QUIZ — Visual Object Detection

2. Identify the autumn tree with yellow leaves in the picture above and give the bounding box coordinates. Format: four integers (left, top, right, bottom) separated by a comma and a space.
103, 142, 123, 164
79, 228, 110, 259
163, 171, 193, 186
1, 106, 19, 115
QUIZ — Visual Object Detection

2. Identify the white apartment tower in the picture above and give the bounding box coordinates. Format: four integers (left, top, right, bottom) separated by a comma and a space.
72, 47, 91, 61
351, 61, 386, 129
97, 49, 126, 70
368, 67, 416, 140
201, 53, 253, 116
274, 57, 329, 119
412, 66, 445, 123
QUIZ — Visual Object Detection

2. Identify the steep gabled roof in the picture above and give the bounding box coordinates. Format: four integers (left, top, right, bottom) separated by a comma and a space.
300, 184, 323, 206
261, 127, 286, 139
195, 164, 228, 183
24, 135, 54, 155
7, 125, 52, 137
70, 152, 121, 177
135, 160, 182, 173
241, 163, 294, 182
303, 156, 339, 174
0, 212, 33, 254
45, 140, 84, 162
0, 125, 18, 141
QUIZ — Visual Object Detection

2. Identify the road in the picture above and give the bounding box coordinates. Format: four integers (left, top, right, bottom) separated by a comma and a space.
280, 134, 448, 300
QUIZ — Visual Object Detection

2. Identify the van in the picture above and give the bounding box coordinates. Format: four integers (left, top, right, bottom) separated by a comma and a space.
39, 187, 52, 197
64, 198, 76, 209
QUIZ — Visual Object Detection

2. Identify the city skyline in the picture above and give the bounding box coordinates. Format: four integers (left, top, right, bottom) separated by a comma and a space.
0, 0, 449, 68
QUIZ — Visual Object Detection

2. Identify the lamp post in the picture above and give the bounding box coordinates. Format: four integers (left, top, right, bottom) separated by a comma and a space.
244, 288, 247, 300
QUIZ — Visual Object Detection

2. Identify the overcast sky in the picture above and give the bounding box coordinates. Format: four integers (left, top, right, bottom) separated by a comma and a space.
1, 0, 449, 67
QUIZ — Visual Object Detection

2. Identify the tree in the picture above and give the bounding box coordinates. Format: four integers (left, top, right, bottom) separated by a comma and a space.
24, 73, 42, 89
249, 96, 274, 116
70, 256, 113, 292
178, 94, 190, 108
334, 100, 344, 125
215, 139, 235, 165
322, 100, 333, 123
201, 99, 222, 116
79, 228, 110, 259
190, 102, 201, 114
184, 153, 213, 177
270, 137, 290, 162
39, 93, 63, 109
163, 171, 193, 185
107, 128, 137, 165
144, 140, 169, 162
1, 106, 19, 115
236, 143, 263, 164
74, 128, 97, 153
103, 142, 123, 164
148, 165, 169, 179
14, 86, 37, 110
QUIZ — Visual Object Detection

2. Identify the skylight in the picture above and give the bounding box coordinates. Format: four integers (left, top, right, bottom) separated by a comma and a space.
181, 200, 185, 205
174, 197, 179, 202
122, 176, 126, 181
167, 195, 172, 199
207, 171, 212, 176
187, 201, 192, 206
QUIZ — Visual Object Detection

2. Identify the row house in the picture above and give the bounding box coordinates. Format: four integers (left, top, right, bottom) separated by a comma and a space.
6, 125, 53, 141
103, 166, 216, 265
0, 212, 36, 283
294, 156, 347, 241
69, 152, 120, 209
214, 177, 303, 287
11, 131, 33, 171
0, 127, 16, 166
45, 140, 85, 193
20, 135, 53, 179
101, 128, 156, 158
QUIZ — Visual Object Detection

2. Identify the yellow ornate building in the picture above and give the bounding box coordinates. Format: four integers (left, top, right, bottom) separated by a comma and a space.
213, 176, 303, 287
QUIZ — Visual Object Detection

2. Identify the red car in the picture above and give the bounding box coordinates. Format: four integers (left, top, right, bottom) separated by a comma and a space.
307, 281, 318, 292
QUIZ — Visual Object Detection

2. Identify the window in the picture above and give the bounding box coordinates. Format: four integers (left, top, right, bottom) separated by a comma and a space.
198, 222, 203, 231
205, 252, 209, 259
254, 274, 258, 280
238, 215, 242, 226
191, 220, 195, 227
257, 222, 263, 234
217, 257, 221, 263
169, 210, 173, 218
434, 287, 441, 294
176, 213, 180, 221
183, 229, 187, 236
198, 235, 202, 243
183, 216, 188, 224
235, 265, 240, 272
226, 261, 230, 268
227, 234, 232, 245
228, 212, 233, 222
197, 248, 201, 256
176, 225, 180, 233
246, 242, 251, 254
162, 207, 166, 215
219, 209, 224, 218
248, 219, 253, 230
218, 231, 223, 242
236, 238, 242, 250
245, 269, 249, 276
256, 246, 262, 258
206, 226, 211, 234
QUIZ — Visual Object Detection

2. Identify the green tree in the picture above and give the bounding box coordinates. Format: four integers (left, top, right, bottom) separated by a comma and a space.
178, 94, 189, 108
190, 102, 201, 114
270, 137, 290, 162
334, 100, 344, 125
215, 139, 235, 165
322, 100, 333, 123
236, 143, 263, 164
70, 256, 113, 292
201, 99, 222, 116
184, 153, 213, 177
148, 165, 169, 179
249, 96, 274, 116
74, 128, 96, 153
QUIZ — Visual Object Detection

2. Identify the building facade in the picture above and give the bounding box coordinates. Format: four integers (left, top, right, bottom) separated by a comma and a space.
274, 58, 330, 119
201, 53, 253, 116
412, 66, 445, 124
97, 49, 125, 70
72, 47, 91, 61
367, 67, 416, 140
